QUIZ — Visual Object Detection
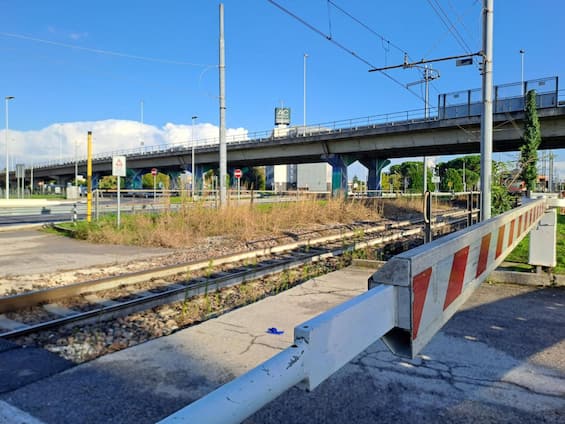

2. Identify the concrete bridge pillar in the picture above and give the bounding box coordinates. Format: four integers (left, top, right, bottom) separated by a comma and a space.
127, 169, 144, 189
359, 158, 391, 194
91, 173, 100, 190
324, 154, 354, 197
167, 171, 181, 189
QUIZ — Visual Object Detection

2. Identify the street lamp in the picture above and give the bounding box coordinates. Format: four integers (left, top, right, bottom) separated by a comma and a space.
4, 96, 14, 200
303, 53, 308, 136
75, 140, 79, 193
520, 49, 525, 94
191, 115, 198, 200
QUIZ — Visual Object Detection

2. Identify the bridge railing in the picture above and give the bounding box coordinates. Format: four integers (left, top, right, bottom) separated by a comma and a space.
158, 198, 547, 423
30, 76, 563, 170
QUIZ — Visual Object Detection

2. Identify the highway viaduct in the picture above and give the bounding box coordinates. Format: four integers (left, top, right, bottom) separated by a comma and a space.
8, 80, 565, 194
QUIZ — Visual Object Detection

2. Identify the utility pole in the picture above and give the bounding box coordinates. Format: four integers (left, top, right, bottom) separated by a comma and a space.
140, 100, 144, 147
191, 115, 198, 200
520, 49, 525, 94
407, 66, 440, 194
303, 53, 308, 136
219, 3, 227, 207
5, 96, 14, 200
480, 0, 494, 221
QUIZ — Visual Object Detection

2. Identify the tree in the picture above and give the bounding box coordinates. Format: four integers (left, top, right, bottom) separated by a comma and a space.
437, 155, 480, 192
142, 172, 169, 189
243, 167, 266, 190
520, 89, 541, 193
491, 161, 514, 215
98, 175, 125, 189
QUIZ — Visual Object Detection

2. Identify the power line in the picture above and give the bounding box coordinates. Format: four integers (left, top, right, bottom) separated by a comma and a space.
327, 0, 409, 58
267, 0, 426, 102
446, 0, 480, 47
426, 0, 473, 53
0, 32, 213, 67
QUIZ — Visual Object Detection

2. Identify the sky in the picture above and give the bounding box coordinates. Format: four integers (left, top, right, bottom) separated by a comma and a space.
1, 0, 564, 180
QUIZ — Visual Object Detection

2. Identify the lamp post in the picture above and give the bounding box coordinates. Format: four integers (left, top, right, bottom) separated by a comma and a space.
140, 100, 144, 147
520, 49, 525, 94
4, 96, 14, 200
75, 140, 79, 193
303, 53, 308, 136
191, 115, 198, 200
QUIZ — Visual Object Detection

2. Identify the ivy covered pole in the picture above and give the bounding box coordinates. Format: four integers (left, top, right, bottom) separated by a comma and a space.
520, 89, 541, 195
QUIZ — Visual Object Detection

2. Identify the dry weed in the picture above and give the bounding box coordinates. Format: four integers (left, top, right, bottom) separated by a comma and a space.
82, 198, 383, 248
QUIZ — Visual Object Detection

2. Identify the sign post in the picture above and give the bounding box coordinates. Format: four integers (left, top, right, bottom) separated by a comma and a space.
234, 169, 242, 202
151, 168, 158, 200
112, 156, 126, 227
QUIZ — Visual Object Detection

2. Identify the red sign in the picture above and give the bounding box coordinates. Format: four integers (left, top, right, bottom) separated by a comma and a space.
151, 168, 158, 176
234, 169, 242, 179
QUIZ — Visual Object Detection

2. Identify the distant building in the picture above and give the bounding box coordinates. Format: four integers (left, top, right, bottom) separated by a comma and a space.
266, 107, 331, 192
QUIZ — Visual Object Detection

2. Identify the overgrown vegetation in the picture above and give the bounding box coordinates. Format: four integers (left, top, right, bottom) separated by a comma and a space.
70, 197, 423, 249
520, 89, 541, 193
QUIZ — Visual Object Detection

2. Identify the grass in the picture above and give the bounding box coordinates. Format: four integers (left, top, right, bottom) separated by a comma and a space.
505, 213, 565, 274
66, 197, 424, 249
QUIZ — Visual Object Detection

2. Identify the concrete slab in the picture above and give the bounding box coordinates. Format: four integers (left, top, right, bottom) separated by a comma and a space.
0, 347, 73, 394
0, 229, 173, 277
0, 266, 563, 424
0, 339, 18, 354
0, 400, 45, 424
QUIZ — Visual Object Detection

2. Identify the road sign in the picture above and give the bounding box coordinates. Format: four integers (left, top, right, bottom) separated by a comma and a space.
112, 156, 126, 177
234, 169, 242, 179
151, 168, 158, 176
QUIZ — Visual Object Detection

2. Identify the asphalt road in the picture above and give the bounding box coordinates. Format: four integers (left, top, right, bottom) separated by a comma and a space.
0, 266, 562, 424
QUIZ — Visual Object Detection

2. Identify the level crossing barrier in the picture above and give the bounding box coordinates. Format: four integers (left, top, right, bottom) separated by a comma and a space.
159, 198, 548, 424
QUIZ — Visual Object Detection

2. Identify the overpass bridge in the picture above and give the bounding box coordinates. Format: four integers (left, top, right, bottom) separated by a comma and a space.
9, 76, 565, 194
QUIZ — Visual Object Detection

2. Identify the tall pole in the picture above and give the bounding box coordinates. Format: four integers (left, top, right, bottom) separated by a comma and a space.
191, 115, 198, 200
140, 100, 144, 147
30, 158, 33, 195
463, 160, 466, 192
4, 96, 14, 200
520, 49, 525, 94
219, 3, 227, 207
86, 131, 92, 223
303, 53, 308, 136
423, 66, 429, 194
480, 0, 494, 221
75, 140, 78, 192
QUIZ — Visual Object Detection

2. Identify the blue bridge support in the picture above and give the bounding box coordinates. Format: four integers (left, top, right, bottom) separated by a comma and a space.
360, 158, 391, 193
324, 154, 355, 197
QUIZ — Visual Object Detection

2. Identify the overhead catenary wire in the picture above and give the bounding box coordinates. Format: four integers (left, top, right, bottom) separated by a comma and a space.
426, 0, 473, 54
327, 0, 409, 59
267, 0, 426, 102
446, 0, 480, 48
0, 32, 213, 67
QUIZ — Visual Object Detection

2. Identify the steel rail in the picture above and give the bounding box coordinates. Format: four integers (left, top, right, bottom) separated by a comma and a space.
0, 219, 422, 314
0, 224, 427, 339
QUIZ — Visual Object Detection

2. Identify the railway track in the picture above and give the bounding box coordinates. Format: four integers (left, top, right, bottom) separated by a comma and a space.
0, 213, 470, 340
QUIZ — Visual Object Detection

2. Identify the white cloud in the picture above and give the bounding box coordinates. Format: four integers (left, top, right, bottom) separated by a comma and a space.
1, 120, 248, 167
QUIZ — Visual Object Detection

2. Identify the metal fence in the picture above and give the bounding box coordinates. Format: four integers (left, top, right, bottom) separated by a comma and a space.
438, 76, 559, 119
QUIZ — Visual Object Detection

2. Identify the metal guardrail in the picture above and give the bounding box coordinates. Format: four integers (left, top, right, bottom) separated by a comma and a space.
159, 198, 547, 423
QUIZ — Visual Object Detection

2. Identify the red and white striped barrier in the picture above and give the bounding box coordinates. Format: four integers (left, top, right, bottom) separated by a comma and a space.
369, 198, 547, 358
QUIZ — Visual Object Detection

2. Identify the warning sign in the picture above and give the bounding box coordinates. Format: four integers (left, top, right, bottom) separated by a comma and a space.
112, 156, 127, 177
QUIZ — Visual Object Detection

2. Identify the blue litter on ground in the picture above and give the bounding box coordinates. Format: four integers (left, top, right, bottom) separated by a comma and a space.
266, 327, 284, 335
